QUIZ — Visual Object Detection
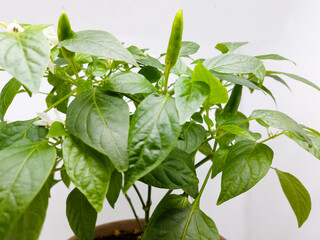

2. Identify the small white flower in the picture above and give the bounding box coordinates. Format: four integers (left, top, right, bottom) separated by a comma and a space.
7, 21, 24, 34
34, 109, 65, 128
42, 26, 58, 47
48, 60, 55, 74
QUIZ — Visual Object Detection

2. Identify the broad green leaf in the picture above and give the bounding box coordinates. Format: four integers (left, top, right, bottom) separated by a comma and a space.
0, 140, 56, 239
175, 76, 209, 124
59, 30, 137, 65
0, 30, 50, 92
138, 66, 162, 83
285, 130, 320, 160
46, 121, 67, 138
171, 57, 188, 76
26, 125, 48, 142
141, 148, 198, 189
203, 54, 265, 80
250, 109, 312, 146
86, 60, 108, 77
211, 71, 260, 90
215, 42, 248, 54
61, 169, 71, 188
176, 122, 207, 154
192, 61, 228, 108
0, 120, 33, 150
5, 177, 52, 240
267, 71, 320, 91
124, 94, 180, 192
275, 169, 311, 227
127, 45, 147, 60
220, 124, 255, 141
66, 88, 129, 171
211, 148, 229, 179
66, 188, 97, 240
256, 54, 296, 65
217, 140, 273, 205
0, 78, 21, 121
106, 169, 122, 208
63, 136, 113, 212
142, 194, 220, 240
105, 72, 157, 94
138, 55, 165, 70
179, 41, 200, 57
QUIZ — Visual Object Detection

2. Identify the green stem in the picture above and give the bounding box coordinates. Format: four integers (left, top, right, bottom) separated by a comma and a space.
133, 184, 146, 209
205, 109, 214, 138
195, 155, 212, 169
194, 166, 213, 206
259, 132, 284, 144
68, 57, 81, 82
163, 66, 171, 94
145, 185, 152, 224
122, 93, 141, 104
18, 88, 77, 140
124, 193, 144, 233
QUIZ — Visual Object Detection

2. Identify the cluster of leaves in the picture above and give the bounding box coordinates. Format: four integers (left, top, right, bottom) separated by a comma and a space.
0, 16, 320, 240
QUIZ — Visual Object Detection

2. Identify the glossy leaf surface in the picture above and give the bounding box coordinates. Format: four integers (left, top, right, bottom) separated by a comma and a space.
66, 89, 129, 171
0, 78, 21, 121
218, 140, 273, 204
124, 94, 180, 192
0, 140, 55, 239
0, 30, 50, 92
63, 136, 113, 212
275, 169, 311, 227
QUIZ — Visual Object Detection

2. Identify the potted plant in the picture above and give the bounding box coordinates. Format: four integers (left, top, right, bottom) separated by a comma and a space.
0, 9, 319, 240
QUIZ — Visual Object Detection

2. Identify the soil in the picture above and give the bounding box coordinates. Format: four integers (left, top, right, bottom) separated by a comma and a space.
94, 230, 142, 240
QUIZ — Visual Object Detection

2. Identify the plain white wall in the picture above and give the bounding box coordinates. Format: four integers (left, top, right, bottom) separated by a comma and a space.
1, 0, 320, 239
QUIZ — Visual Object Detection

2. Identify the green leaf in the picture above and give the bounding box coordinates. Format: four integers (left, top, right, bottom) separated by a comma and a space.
175, 76, 209, 124
26, 125, 48, 142
63, 136, 113, 212
5, 177, 52, 240
192, 61, 228, 108
138, 66, 162, 83
211, 148, 229, 179
138, 55, 164, 70
66, 89, 129, 171
86, 60, 108, 77
0, 120, 33, 150
179, 41, 200, 57
250, 109, 312, 146
124, 94, 180, 192
0, 30, 50, 92
66, 188, 97, 240
0, 140, 56, 239
275, 169, 311, 227
285, 129, 320, 160
142, 194, 220, 240
106, 169, 122, 208
61, 169, 71, 188
217, 140, 273, 205
59, 30, 137, 65
176, 122, 207, 154
171, 57, 188, 76
141, 148, 198, 189
266, 71, 320, 91
46, 121, 67, 138
203, 54, 265, 80
215, 42, 248, 54
220, 124, 255, 141
105, 72, 157, 94
256, 54, 296, 65
0, 78, 21, 121
211, 71, 261, 90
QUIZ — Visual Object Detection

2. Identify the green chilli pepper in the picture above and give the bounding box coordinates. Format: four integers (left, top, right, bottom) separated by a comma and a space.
222, 84, 243, 114
57, 12, 75, 61
164, 9, 183, 93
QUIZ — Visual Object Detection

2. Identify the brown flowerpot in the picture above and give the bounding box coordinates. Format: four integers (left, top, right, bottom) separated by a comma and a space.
67, 219, 227, 240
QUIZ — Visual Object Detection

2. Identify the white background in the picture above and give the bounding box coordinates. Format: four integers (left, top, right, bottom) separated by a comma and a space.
1, 0, 320, 239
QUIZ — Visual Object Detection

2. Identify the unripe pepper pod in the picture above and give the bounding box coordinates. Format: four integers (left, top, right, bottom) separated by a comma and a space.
165, 9, 183, 71
57, 11, 75, 60
222, 84, 243, 114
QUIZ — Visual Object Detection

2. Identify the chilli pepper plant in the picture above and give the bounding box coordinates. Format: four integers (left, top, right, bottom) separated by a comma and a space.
0, 9, 320, 240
